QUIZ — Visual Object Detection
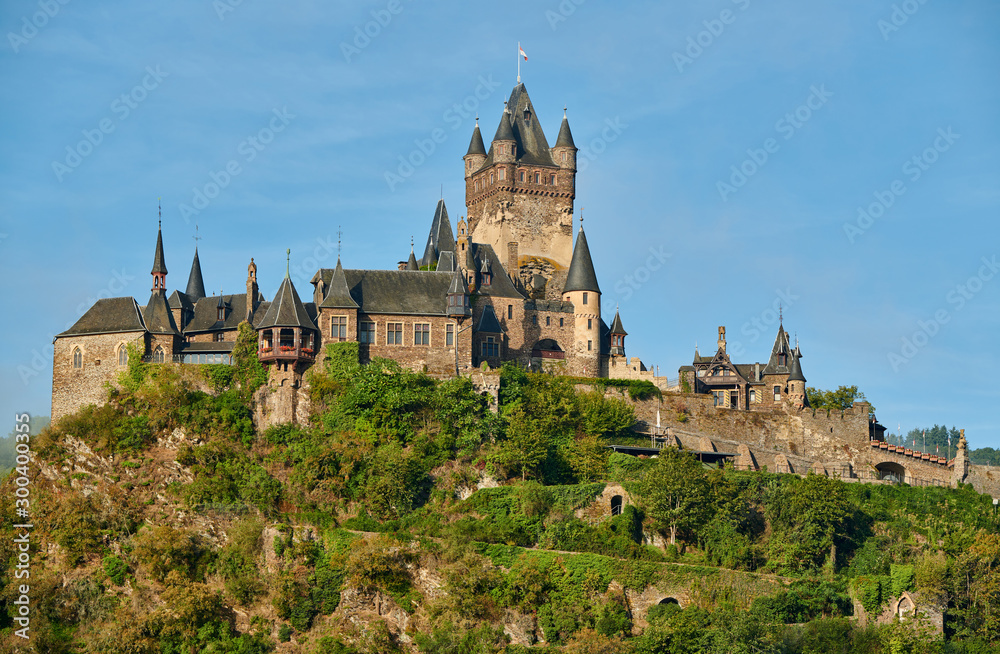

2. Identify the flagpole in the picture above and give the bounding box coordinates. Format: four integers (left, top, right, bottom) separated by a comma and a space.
517, 41, 521, 83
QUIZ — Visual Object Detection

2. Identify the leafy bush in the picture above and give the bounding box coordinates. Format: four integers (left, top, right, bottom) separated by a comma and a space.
103, 555, 128, 585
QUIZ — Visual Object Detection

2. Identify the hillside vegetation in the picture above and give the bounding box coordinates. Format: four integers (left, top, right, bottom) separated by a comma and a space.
2, 340, 998, 653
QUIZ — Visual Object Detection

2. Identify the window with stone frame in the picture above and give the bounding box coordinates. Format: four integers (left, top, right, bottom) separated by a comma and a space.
583, 292, 588, 305
414, 323, 430, 346
550, 174, 556, 185
117, 344, 128, 366
749, 389, 756, 403
73, 347, 82, 369
482, 336, 499, 358
387, 322, 403, 345
446, 324, 454, 346
213, 332, 225, 342
773, 385, 781, 402
359, 321, 375, 344
507, 305, 513, 319
713, 390, 726, 407
533, 171, 540, 183
153, 346, 165, 363
330, 315, 347, 341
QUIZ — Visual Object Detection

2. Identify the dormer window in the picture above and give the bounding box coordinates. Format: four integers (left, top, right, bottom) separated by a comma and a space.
483, 272, 491, 285
523, 109, 531, 124
779, 353, 786, 366
217, 307, 225, 321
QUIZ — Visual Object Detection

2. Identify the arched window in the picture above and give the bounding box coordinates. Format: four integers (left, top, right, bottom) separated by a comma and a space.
72, 347, 82, 369
118, 345, 128, 366
153, 346, 164, 363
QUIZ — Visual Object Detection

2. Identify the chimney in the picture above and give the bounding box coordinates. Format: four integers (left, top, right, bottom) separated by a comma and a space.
718, 326, 726, 353
246, 258, 258, 321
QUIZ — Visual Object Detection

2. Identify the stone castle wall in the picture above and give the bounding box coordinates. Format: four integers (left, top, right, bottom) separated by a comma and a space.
52, 331, 145, 422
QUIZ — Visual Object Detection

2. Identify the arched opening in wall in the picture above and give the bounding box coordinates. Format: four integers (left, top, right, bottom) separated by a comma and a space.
876, 461, 906, 484
610, 495, 623, 516
152, 346, 164, 363
648, 596, 682, 622
658, 597, 680, 607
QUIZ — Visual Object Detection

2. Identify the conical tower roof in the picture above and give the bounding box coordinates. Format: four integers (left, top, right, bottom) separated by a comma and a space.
151, 224, 167, 275
320, 257, 359, 308
420, 199, 456, 268
563, 227, 601, 294
493, 106, 515, 142
466, 120, 486, 156
788, 353, 806, 383
406, 248, 419, 271
609, 310, 627, 335
555, 112, 576, 148
762, 325, 792, 374
185, 248, 206, 300
447, 267, 466, 295
257, 270, 316, 330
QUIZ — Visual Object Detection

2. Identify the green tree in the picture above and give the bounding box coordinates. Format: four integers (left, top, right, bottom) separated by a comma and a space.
231, 320, 268, 399
490, 404, 548, 481
806, 385, 875, 418
638, 448, 711, 546
766, 474, 850, 572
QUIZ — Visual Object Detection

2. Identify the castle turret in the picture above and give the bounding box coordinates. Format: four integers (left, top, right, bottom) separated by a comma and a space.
787, 347, 807, 408
446, 267, 471, 320
562, 218, 602, 376
151, 220, 167, 292
143, 219, 180, 356
609, 309, 627, 357
456, 217, 475, 291
463, 119, 487, 180
406, 245, 419, 271
491, 104, 516, 164
420, 199, 456, 268
552, 108, 577, 172
246, 257, 259, 321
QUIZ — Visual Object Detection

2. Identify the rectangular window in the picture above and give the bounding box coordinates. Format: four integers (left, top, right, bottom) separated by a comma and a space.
519, 171, 525, 182
587, 340, 592, 351
359, 321, 375, 344
414, 323, 430, 345
532, 315, 537, 325
730, 390, 739, 408
773, 385, 781, 402
546, 316, 550, 326
330, 315, 347, 341
499, 168, 505, 180
749, 390, 756, 403
713, 390, 725, 407
559, 317, 564, 327
214, 332, 225, 342
533, 172, 540, 183
550, 174, 556, 185
482, 336, 499, 358
217, 308, 225, 321
587, 318, 592, 330
446, 324, 454, 346
583, 292, 588, 305
507, 305, 513, 319
387, 322, 403, 345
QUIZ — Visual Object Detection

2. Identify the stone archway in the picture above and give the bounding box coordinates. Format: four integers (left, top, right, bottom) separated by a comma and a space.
530, 339, 565, 372
875, 461, 906, 484
658, 597, 680, 607
611, 495, 623, 516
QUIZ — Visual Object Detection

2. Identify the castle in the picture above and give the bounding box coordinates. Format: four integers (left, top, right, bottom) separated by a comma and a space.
51, 80, 663, 422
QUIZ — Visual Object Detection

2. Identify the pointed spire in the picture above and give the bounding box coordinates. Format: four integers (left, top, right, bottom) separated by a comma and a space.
609, 310, 627, 335
563, 215, 601, 294
493, 103, 515, 142
257, 273, 316, 330
420, 199, 456, 268
151, 222, 167, 275
466, 117, 487, 156
285, 248, 290, 279
788, 351, 806, 383
555, 107, 576, 148
407, 244, 419, 271
186, 248, 206, 300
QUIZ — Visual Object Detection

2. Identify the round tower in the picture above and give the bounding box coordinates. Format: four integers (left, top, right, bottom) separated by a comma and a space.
463, 118, 487, 179
552, 107, 578, 172
561, 218, 602, 377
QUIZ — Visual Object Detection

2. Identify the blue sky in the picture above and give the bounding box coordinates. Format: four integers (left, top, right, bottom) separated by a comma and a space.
1, 0, 998, 448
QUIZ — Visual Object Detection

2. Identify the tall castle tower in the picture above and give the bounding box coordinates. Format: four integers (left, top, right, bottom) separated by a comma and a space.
464, 84, 577, 298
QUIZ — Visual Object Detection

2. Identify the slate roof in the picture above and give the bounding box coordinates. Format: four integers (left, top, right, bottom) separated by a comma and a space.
466, 121, 486, 156
314, 268, 458, 316
142, 291, 180, 335
419, 199, 456, 268
563, 228, 601, 293
167, 290, 194, 311
319, 258, 359, 309
471, 243, 524, 299
477, 83, 559, 172
406, 249, 419, 271
151, 226, 167, 275
257, 276, 318, 330
761, 326, 793, 375
180, 341, 234, 353
185, 248, 206, 300
492, 106, 515, 142
555, 114, 576, 148
609, 310, 627, 335
477, 305, 504, 333
185, 292, 264, 333
437, 250, 456, 272
788, 353, 806, 383
447, 268, 467, 295
59, 297, 146, 336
